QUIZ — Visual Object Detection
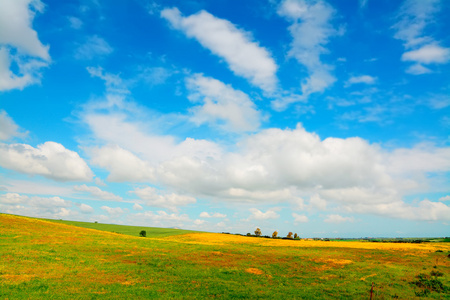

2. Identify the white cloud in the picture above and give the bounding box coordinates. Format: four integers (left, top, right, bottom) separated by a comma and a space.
393, 0, 439, 48
133, 203, 143, 211
0, 0, 50, 91
127, 210, 191, 228
89, 145, 154, 182
81, 92, 450, 223
0, 110, 27, 140
186, 74, 262, 132
248, 208, 280, 220
87, 66, 129, 95
439, 195, 450, 202
428, 95, 450, 109
274, 0, 340, 109
0, 0, 49, 59
194, 219, 205, 225
161, 7, 278, 92
199, 212, 226, 218
133, 186, 196, 211
402, 44, 450, 64
393, 0, 449, 73
75, 35, 113, 60
346, 199, 450, 222
0, 141, 93, 182
292, 213, 308, 223
68, 16, 83, 29
101, 205, 125, 215
324, 214, 354, 223
79, 203, 94, 214
0, 192, 75, 219
74, 184, 122, 201
405, 63, 431, 75
345, 75, 377, 87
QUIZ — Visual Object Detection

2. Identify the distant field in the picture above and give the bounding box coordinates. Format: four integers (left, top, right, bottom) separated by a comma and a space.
1, 213, 449, 299
42, 218, 199, 237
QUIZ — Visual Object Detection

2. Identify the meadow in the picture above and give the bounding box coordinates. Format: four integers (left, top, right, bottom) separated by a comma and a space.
1, 213, 449, 299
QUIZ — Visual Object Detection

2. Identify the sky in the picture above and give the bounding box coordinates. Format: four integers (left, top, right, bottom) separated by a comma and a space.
1, 0, 449, 238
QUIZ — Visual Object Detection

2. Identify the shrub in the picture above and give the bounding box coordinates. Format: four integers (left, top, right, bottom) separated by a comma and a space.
272, 231, 278, 238
254, 228, 262, 237
139, 230, 146, 237
412, 272, 448, 294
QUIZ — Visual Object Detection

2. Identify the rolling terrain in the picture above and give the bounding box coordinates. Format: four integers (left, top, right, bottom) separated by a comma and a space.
1, 213, 449, 299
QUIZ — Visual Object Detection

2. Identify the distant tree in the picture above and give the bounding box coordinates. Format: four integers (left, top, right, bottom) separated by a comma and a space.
287, 232, 293, 239
272, 231, 278, 238
139, 230, 146, 237
294, 233, 298, 239
246, 233, 252, 236
254, 228, 262, 237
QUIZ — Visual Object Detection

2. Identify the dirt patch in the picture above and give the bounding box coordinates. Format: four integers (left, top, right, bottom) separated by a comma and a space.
245, 268, 264, 275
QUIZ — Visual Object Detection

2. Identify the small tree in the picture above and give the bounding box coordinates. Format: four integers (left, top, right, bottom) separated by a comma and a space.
294, 233, 298, 239
139, 230, 146, 237
287, 232, 293, 239
254, 228, 262, 237
272, 231, 278, 238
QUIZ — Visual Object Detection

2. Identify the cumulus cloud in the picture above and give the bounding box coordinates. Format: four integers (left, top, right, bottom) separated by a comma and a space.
292, 213, 308, 223
0, 0, 50, 91
324, 214, 354, 223
393, 0, 449, 73
81, 92, 450, 223
0, 192, 75, 219
74, 184, 122, 201
274, 0, 340, 109
345, 75, 377, 87
199, 212, 226, 218
0, 141, 93, 181
89, 145, 154, 182
133, 186, 196, 211
161, 7, 278, 92
101, 205, 125, 215
0, 110, 27, 140
133, 203, 143, 211
126, 210, 191, 228
78, 203, 94, 214
186, 74, 262, 132
439, 195, 450, 202
75, 35, 113, 60
402, 44, 450, 64
248, 208, 280, 220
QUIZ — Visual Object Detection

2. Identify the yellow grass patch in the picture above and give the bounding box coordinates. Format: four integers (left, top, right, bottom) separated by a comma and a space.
161, 232, 450, 252
245, 268, 264, 275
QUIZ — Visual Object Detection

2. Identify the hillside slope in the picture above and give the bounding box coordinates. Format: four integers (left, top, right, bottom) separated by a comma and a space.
1, 213, 449, 299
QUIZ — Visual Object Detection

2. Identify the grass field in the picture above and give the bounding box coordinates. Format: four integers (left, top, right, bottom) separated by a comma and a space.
1, 213, 449, 299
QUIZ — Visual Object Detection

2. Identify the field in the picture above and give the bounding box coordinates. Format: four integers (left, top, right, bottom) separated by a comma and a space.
1, 213, 449, 299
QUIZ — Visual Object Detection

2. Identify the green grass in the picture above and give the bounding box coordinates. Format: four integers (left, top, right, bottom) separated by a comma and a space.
1, 213, 450, 299
41, 218, 200, 237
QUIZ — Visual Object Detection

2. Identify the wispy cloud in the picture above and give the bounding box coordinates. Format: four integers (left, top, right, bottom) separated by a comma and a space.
161, 7, 278, 92
393, 0, 449, 74
74, 184, 122, 201
273, 0, 341, 110
75, 35, 113, 60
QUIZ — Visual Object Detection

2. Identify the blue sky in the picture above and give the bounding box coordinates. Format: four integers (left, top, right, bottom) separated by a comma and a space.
1, 0, 449, 238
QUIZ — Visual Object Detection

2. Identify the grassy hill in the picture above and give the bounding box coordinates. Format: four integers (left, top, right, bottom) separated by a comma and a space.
1, 213, 449, 299
42, 218, 199, 237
